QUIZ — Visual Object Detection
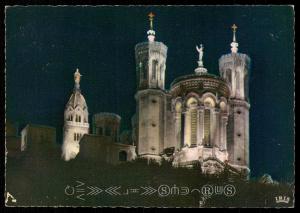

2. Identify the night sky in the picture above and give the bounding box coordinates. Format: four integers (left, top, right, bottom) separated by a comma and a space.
5, 6, 294, 181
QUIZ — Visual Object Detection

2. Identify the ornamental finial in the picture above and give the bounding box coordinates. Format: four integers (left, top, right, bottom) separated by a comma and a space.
148, 12, 155, 30
230, 24, 239, 53
231, 24, 238, 42
147, 12, 156, 42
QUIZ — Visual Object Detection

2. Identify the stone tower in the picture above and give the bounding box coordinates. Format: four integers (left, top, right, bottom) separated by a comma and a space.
219, 25, 251, 170
134, 13, 168, 160
62, 68, 90, 161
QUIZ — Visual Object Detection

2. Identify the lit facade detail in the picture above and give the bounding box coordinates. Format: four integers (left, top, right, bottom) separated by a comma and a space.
133, 18, 250, 175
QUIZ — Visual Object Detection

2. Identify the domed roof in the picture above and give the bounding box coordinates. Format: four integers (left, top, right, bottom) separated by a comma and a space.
66, 91, 88, 110
170, 73, 230, 98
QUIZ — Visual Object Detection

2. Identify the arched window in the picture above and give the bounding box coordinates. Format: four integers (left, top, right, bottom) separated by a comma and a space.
152, 60, 158, 80
203, 97, 215, 147
119, 151, 127, 161
220, 101, 227, 112
143, 62, 148, 80
204, 97, 215, 108
79, 115, 81, 122
204, 109, 211, 147
74, 133, 76, 141
190, 108, 197, 147
187, 97, 198, 147
225, 69, 232, 83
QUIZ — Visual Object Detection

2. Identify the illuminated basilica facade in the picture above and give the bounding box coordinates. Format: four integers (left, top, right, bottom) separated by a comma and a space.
62, 14, 250, 175
133, 15, 250, 175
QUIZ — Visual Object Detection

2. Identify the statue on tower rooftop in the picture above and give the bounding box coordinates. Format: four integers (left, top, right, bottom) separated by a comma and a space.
195, 43, 207, 75
74, 68, 82, 84
196, 44, 204, 67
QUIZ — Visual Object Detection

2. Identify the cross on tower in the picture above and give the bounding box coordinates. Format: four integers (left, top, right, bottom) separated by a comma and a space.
148, 12, 155, 20
231, 24, 238, 33
148, 12, 155, 30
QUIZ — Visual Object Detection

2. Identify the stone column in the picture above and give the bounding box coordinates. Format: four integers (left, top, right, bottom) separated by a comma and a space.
214, 108, 220, 148
198, 107, 204, 146
220, 114, 228, 150
175, 111, 182, 150
209, 109, 215, 147
183, 110, 191, 147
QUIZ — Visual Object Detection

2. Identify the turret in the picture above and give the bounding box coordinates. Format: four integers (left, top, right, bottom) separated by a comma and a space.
135, 12, 168, 90
62, 68, 89, 161
219, 24, 251, 101
219, 25, 251, 171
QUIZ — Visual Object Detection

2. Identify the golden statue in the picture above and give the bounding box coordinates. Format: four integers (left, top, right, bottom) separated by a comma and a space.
74, 68, 82, 84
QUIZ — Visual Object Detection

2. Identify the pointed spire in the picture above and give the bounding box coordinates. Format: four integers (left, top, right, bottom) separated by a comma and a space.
230, 24, 239, 53
195, 44, 207, 75
74, 68, 82, 92
147, 12, 156, 42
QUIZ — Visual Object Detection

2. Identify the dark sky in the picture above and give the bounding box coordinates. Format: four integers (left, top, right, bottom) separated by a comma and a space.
6, 6, 294, 181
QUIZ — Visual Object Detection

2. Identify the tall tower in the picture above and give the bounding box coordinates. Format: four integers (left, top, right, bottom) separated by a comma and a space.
135, 13, 168, 160
62, 68, 90, 161
219, 25, 251, 170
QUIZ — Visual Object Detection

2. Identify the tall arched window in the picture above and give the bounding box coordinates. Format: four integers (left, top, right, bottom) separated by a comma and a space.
187, 97, 198, 147
152, 60, 158, 80
143, 62, 148, 80
204, 109, 211, 147
159, 64, 163, 80
203, 97, 215, 147
190, 108, 197, 147
226, 69, 232, 84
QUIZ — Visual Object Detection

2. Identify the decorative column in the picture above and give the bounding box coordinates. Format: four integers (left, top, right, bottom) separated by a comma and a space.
183, 110, 191, 147
220, 114, 228, 150
214, 108, 220, 148
175, 111, 182, 150
209, 108, 216, 147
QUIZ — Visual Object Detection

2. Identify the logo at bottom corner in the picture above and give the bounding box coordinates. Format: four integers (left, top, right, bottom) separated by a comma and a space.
275, 195, 290, 204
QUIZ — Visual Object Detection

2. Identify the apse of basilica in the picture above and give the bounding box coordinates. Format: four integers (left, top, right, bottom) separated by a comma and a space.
62, 13, 250, 176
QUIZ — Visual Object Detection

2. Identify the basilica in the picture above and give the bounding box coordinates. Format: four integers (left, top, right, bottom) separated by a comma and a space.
61, 13, 250, 175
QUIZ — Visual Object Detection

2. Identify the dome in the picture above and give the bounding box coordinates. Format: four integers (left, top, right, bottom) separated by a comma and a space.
170, 73, 230, 98
65, 91, 88, 110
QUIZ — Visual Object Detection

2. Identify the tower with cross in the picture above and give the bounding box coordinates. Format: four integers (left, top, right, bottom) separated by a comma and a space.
218, 24, 251, 169
134, 12, 169, 161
